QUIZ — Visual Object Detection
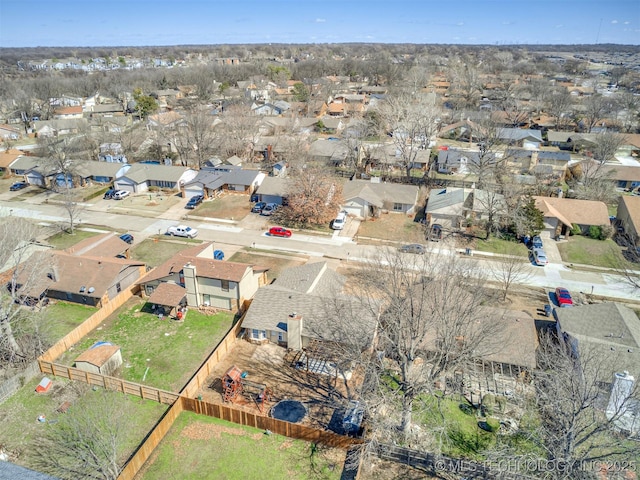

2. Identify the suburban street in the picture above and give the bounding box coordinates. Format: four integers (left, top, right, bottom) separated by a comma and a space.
1, 196, 638, 303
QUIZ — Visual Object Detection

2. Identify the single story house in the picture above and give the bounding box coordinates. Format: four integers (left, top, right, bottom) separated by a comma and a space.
497, 128, 543, 148
617, 195, 640, 247
241, 261, 378, 350
0, 124, 22, 140
506, 148, 571, 175
425, 188, 472, 229
253, 176, 293, 205
64, 232, 131, 259
601, 165, 640, 191
113, 163, 197, 193
437, 148, 497, 175
33, 118, 88, 137
74, 342, 123, 375
308, 138, 349, 165
342, 178, 419, 219
547, 131, 599, 152
0, 149, 25, 176
137, 242, 268, 312
181, 166, 265, 199
533, 196, 610, 238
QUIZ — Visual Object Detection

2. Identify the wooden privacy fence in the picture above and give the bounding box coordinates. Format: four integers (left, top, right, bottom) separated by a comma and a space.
40, 285, 138, 363
38, 361, 180, 405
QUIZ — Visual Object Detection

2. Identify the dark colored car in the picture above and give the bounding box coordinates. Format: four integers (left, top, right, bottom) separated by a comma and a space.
428, 224, 443, 242
185, 194, 204, 209
103, 188, 115, 199
268, 226, 292, 237
119, 233, 134, 244
531, 235, 543, 249
399, 244, 426, 254
555, 287, 573, 307
252, 201, 266, 213
10, 182, 28, 191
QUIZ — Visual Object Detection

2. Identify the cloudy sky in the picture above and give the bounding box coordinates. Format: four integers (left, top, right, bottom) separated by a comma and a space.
1, 0, 638, 47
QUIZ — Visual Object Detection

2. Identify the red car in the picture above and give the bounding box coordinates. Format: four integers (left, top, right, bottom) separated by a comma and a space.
268, 226, 292, 238
555, 287, 573, 307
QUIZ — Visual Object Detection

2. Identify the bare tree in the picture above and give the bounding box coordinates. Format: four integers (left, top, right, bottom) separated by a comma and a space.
489, 243, 533, 301
33, 388, 133, 480
375, 91, 441, 178
580, 94, 615, 133
0, 216, 51, 364
216, 103, 258, 159
615, 90, 640, 133
531, 332, 639, 478
546, 88, 575, 131
170, 107, 218, 168
350, 250, 504, 443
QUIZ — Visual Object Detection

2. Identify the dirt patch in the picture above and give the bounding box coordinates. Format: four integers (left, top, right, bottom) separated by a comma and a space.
181, 421, 263, 441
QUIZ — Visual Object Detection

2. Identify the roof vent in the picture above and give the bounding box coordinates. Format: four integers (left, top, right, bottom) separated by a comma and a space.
88, 287, 95, 294
80, 286, 86, 293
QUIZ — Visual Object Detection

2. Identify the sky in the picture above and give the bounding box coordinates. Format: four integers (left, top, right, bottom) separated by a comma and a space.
1, 0, 639, 48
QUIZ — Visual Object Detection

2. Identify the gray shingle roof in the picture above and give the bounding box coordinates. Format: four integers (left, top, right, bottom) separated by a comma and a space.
121, 163, 193, 183
0, 461, 59, 479
343, 179, 418, 206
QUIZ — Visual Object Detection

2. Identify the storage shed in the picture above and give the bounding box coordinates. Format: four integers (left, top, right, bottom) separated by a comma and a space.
74, 342, 122, 376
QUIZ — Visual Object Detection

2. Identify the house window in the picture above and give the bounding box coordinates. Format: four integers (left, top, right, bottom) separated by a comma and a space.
252, 329, 266, 340
116, 282, 122, 293
393, 203, 403, 211
145, 285, 154, 296
203, 294, 210, 306
221, 280, 229, 292
179, 272, 185, 286
278, 332, 284, 343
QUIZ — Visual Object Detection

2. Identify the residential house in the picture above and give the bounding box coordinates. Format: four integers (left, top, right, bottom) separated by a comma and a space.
342, 178, 419, 219
64, 232, 132, 259
602, 165, 640, 191
425, 187, 472, 229
113, 163, 197, 193
52, 106, 84, 119
555, 303, 640, 384
240, 261, 378, 351
547, 131, 599, 152
253, 176, 292, 205
33, 119, 88, 137
506, 148, 571, 177
497, 128, 543, 149
16, 250, 146, 307
146, 111, 186, 130
0, 461, 59, 479
0, 124, 22, 140
617, 195, 640, 247
0, 149, 25, 176
98, 143, 127, 163
75, 160, 127, 185
181, 166, 265, 198
533, 196, 610, 238
308, 138, 349, 165
137, 242, 268, 312
437, 148, 497, 175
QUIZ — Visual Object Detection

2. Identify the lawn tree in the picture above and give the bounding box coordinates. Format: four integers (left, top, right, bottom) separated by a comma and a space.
0, 217, 52, 365
615, 90, 640, 133
580, 94, 615, 133
374, 91, 441, 178
511, 196, 545, 238
490, 243, 533, 301
59, 183, 83, 234
466, 117, 505, 189
472, 187, 508, 238
546, 88, 575, 131
132, 87, 158, 119
530, 332, 639, 478
33, 388, 132, 480
276, 165, 343, 227
349, 249, 505, 444
448, 56, 483, 109
216, 103, 258, 160
170, 106, 218, 168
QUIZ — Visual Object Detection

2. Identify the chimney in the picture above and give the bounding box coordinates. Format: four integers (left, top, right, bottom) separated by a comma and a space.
287, 314, 303, 350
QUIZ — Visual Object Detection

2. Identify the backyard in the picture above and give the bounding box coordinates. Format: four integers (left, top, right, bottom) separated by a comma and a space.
56, 297, 234, 392
0, 376, 167, 472
139, 412, 345, 480
44, 300, 98, 343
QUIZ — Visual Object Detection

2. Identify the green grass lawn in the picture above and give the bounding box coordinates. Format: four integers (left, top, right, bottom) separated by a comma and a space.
140, 412, 344, 480
475, 237, 529, 257
45, 228, 103, 249
44, 301, 99, 342
130, 238, 201, 268
556, 236, 624, 268
0, 377, 167, 471
229, 250, 307, 282
357, 213, 425, 243
56, 298, 234, 392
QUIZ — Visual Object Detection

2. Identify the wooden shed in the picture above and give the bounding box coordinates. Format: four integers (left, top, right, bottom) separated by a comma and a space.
74, 342, 122, 376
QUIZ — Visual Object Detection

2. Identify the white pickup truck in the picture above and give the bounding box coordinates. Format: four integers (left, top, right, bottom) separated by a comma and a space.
166, 225, 198, 238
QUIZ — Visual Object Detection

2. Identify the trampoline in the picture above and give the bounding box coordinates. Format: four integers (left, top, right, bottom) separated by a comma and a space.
270, 400, 307, 423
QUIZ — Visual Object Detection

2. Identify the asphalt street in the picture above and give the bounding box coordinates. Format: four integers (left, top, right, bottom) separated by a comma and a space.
1, 198, 638, 303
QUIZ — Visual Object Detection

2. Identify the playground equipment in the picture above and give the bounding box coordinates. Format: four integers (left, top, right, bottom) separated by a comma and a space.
221, 365, 272, 413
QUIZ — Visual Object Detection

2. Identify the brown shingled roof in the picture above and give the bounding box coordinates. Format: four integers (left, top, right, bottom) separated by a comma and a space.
75, 344, 120, 367
534, 196, 610, 227
147, 282, 186, 307
64, 233, 129, 258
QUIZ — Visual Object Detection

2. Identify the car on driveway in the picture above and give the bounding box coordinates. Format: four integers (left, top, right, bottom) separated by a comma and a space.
185, 194, 204, 209
399, 244, 426, 254
166, 225, 198, 238
103, 188, 115, 199
268, 226, 292, 237
252, 201, 266, 213
531, 235, 543, 249
428, 224, 443, 242
261, 203, 278, 216
9, 182, 28, 191
555, 287, 573, 307
113, 190, 130, 200
531, 248, 548, 266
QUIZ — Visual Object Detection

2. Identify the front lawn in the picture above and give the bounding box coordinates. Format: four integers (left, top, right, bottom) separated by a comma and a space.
140, 412, 344, 480
46, 228, 103, 249
475, 237, 529, 257
130, 237, 200, 267
229, 250, 307, 282
0, 377, 167, 472
557, 236, 624, 268
57, 298, 234, 391
191, 193, 250, 221
357, 213, 425, 243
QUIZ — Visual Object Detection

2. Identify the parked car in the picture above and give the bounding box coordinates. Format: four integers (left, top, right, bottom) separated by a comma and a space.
103, 188, 115, 199
332, 211, 347, 230
555, 287, 573, 307
113, 190, 130, 200
260, 203, 278, 216
9, 182, 28, 191
119, 233, 134, 244
166, 225, 198, 238
428, 224, 443, 242
531, 235, 543, 249
185, 195, 204, 209
268, 226, 292, 237
252, 201, 266, 213
399, 244, 426, 255
532, 248, 548, 266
